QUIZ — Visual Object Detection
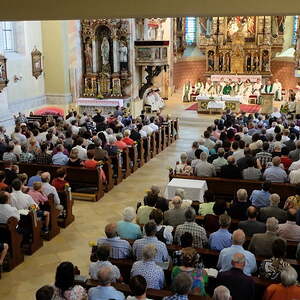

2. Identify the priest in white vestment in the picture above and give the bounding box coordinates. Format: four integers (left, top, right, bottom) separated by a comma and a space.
252, 79, 262, 98
273, 78, 282, 101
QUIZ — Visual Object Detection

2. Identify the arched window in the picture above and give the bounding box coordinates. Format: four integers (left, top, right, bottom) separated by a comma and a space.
185, 17, 197, 45
292, 16, 298, 46
2, 21, 15, 52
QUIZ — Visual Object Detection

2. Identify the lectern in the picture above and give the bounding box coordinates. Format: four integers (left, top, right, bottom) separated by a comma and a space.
261, 93, 274, 114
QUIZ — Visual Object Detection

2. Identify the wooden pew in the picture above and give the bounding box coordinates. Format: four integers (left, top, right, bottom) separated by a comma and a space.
173, 118, 179, 140
137, 139, 145, 167
169, 174, 297, 208
102, 159, 114, 192
144, 137, 151, 163
150, 132, 157, 158
41, 195, 60, 241
0, 217, 24, 271
156, 127, 162, 154
21, 211, 43, 255
161, 125, 167, 150
122, 148, 131, 178
129, 144, 138, 173
57, 190, 75, 228
111, 153, 123, 185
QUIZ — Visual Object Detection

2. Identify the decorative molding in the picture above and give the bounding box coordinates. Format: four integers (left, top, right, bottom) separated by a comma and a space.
46, 93, 72, 105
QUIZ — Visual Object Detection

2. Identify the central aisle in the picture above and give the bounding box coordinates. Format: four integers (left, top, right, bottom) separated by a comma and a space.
0, 96, 215, 300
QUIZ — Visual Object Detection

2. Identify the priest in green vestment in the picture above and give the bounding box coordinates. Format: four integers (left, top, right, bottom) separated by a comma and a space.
222, 83, 232, 95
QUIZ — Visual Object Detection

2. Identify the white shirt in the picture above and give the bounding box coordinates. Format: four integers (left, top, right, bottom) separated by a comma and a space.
41, 182, 60, 205
149, 123, 159, 132
289, 169, 300, 184
139, 129, 147, 138
36, 131, 48, 143
289, 160, 300, 171
232, 149, 245, 162
71, 125, 80, 135
0, 203, 20, 223
142, 125, 153, 136
72, 145, 87, 160
10, 190, 36, 210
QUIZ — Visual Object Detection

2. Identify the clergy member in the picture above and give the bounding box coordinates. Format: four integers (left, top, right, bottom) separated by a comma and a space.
273, 78, 282, 101
204, 78, 214, 95
261, 79, 274, 94
222, 81, 232, 95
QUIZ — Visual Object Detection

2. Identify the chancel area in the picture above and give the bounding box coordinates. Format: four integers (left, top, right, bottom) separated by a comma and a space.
1, 14, 300, 300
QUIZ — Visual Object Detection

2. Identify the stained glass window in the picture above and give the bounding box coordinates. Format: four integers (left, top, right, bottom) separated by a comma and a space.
185, 17, 197, 45
2, 21, 15, 52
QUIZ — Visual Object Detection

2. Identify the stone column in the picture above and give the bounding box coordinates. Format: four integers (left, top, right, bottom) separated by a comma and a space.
113, 37, 119, 73
92, 38, 97, 72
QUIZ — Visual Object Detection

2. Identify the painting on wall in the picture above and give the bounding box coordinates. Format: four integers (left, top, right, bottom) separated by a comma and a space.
31, 47, 43, 79
0, 54, 9, 92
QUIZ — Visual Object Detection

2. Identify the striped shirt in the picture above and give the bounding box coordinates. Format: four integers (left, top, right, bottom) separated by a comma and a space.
97, 237, 132, 259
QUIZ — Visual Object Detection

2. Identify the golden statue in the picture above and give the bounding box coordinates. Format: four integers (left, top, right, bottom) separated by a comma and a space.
230, 23, 245, 74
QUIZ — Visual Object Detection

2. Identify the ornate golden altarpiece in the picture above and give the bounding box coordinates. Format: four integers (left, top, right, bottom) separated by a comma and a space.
200, 16, 285, 75
81, 19, 131, 98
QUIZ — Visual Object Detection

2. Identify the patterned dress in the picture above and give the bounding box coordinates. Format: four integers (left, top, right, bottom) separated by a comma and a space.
52, 285, 87, 300
259, 258, 290, 281
171, 266, 208, 296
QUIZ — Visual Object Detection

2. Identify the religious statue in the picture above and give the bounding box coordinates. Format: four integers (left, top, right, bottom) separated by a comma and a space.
84, 42, 93, 73
277, 16, 285, 33
119, 41, 128, 71
101, 37, 110, 66
224, 53, 231, 72
218, 53, 223, 71
271, 16, 279, 38
262, 50, 270, 72
207, 50, 215, 71
246, 54, 252, 72
252, 54, 259, 72
206, 17, 213, 37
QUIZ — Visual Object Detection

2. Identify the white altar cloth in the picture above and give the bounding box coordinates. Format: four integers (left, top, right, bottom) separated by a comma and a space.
207, 101, 226, 110
165, 178, 208, 202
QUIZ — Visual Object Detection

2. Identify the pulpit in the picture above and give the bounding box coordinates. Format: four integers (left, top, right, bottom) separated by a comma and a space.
261, 93, 274, 114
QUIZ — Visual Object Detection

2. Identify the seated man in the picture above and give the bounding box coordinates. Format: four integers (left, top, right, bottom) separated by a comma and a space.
52, 144, 68, 165
238, 206, 266, 237
88, 266, 125, 300
212, 286, 231, 300
41, 172, 62, 210
248, 217, 281, 258
174, 207, 208, 248
212, 148, 228, 174
131, 244, 165, 289
216, 253, 255, 300
194, 152, 216, 177
228, 189, 251, 220
220, 156, 240, 179
117, 207, 142, 240
209, 214, 232, 251
132, 221, 169, 263
163, 272, 192, 300
263, 157, 288, 183
249, 181, 271, 208
217, 229, 257, 276
259, 193, 287, 223
89, 245, 121, 281
164, 196, 186, 227
97, 223, 132, 259
278, 208, 300, 242
0, 191, 20, 223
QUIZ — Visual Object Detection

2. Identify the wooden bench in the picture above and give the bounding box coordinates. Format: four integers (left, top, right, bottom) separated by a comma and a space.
137, 139, 145, 167
169, 174, 297, 208
122, 148, 131, 179
144, 136, 151, 163
150, 132, 157, 158
128, 144, 138, 173
0, 217, 24, 271
156, 128, 162, 154
20, 211, 43, 255
57, 190, 75, 228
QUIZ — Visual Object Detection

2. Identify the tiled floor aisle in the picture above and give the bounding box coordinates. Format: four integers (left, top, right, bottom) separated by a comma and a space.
0, 96, 215, 299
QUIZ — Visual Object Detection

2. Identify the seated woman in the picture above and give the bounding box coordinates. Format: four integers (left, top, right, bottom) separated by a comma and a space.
18, 173, 30, 193
149, 209, 173, 245
82, 151, 99, 169
89, 245, 121, 281
143, 185, 168, 212
171, 247, 208, 296
67, 149, 82, 167
52, 261, 87, 300
175, 153, 193, 176
259, 238, 290, 281
131, 244, 165, 289
117, 207, 142, 240
263, 266, 300, 300
127, 275, 149, 300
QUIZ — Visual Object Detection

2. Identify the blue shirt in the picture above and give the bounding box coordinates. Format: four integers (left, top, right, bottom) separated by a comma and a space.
132, 236, 169, 263
52, 152, 69, 165
199, 145, 209, 154
250, 189, 271, 208
117, 220, 142, 240
263, 166, 288, 183
88, 286, 125, 300
208, 229, 232, 251
217, 245, 257, 276
163, 295, 188, 300
27, 175, 41, 187
97, 237, 132, 259
131, 260, 165, 289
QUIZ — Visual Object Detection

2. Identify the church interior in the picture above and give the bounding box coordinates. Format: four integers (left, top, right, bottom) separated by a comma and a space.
1, 1, 300, 299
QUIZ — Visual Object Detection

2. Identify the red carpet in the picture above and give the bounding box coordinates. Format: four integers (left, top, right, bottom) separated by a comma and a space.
240, 104, 261, 113
185, 103, 198, 110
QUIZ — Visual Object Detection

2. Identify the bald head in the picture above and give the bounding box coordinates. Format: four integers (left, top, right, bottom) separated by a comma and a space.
41, 172, 51, 183
232, 229, 245, 246
213, 286, 231, 300
247, 206, 257, 219
105, 223, 117, 238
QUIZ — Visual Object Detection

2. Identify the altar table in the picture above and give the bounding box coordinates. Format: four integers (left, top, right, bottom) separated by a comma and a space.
196, 95, 240, 113
165, 178, 208, 203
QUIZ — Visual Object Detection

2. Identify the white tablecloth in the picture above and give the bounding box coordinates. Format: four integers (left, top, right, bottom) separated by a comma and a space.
165, 178, 208, 203
221, 95, 241, 102
207, 101, 226, 110
196, 95, 222, 101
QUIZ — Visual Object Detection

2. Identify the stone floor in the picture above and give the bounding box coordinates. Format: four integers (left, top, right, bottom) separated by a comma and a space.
0, 96, 216, 299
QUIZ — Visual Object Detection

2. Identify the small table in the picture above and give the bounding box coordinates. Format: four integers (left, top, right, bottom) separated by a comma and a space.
165, 178, 208, 203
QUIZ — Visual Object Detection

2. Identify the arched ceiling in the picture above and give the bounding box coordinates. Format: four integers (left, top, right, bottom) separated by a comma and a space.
1, 0, 300, 21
